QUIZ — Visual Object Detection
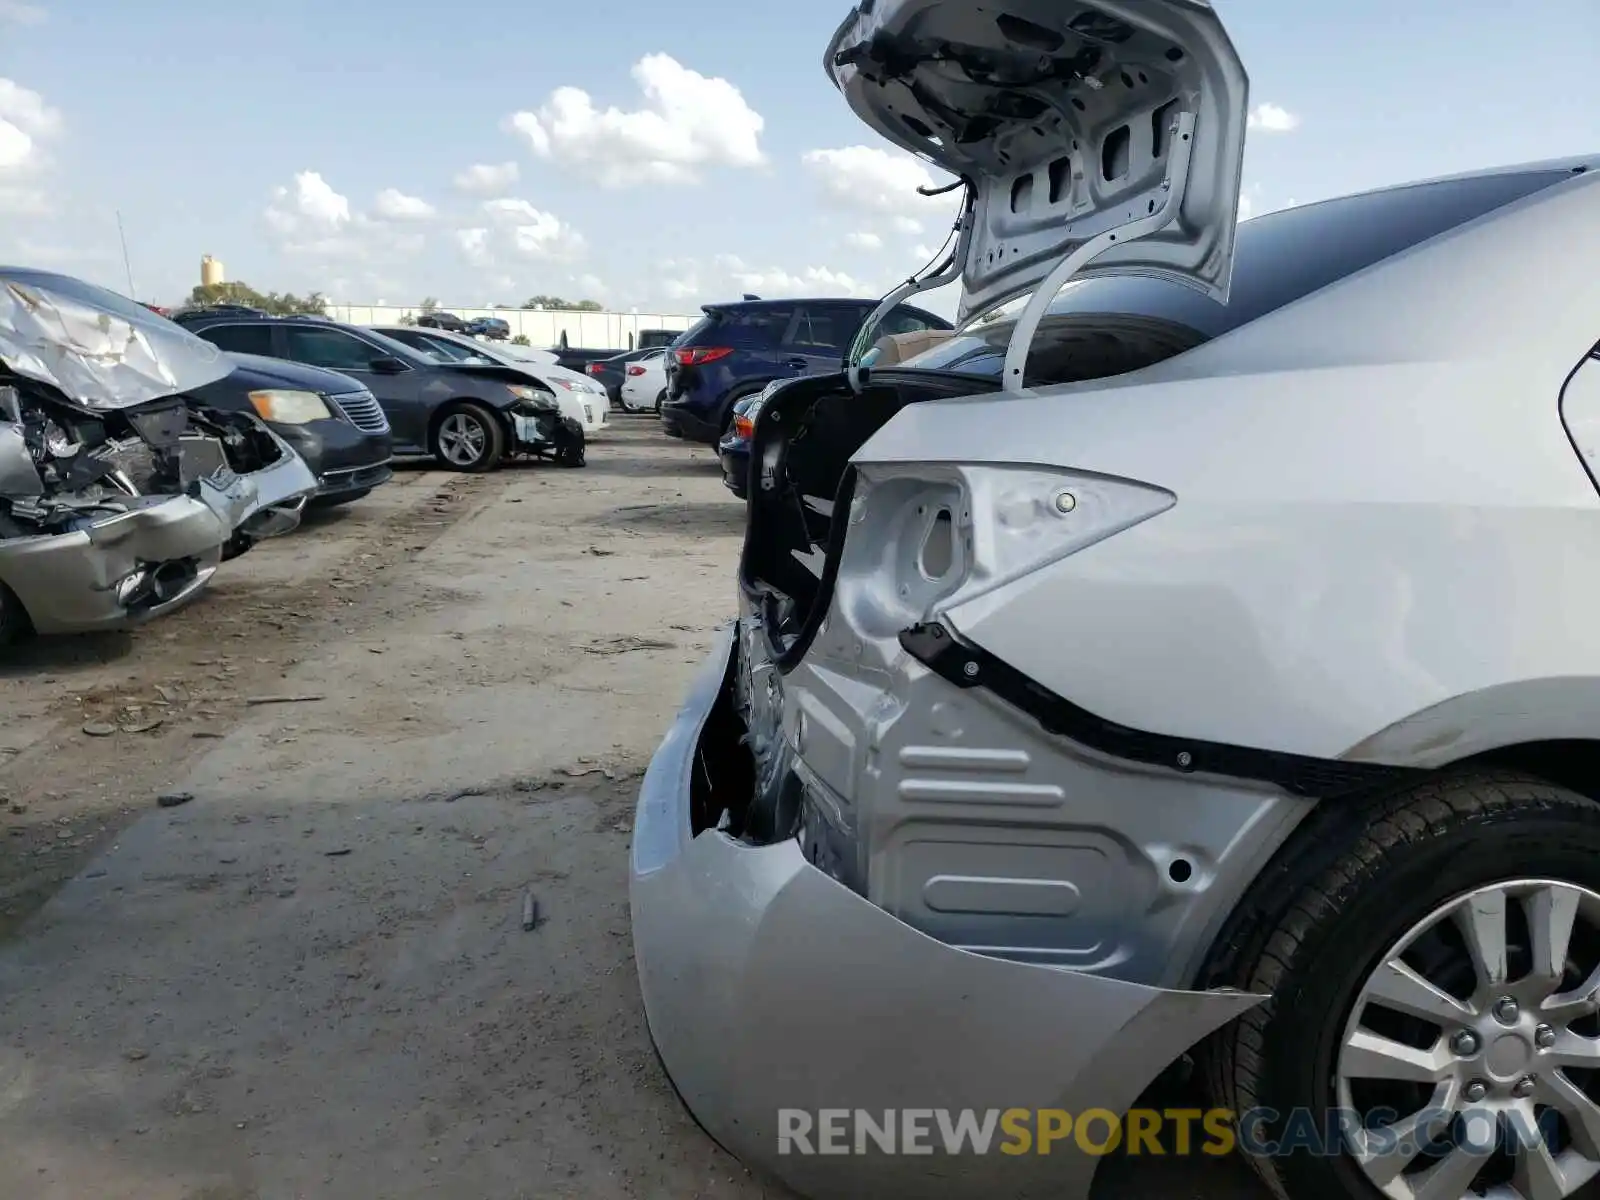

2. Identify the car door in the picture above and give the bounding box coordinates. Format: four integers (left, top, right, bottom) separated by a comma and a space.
782, 303, 859, 376
279, 326, 432, 450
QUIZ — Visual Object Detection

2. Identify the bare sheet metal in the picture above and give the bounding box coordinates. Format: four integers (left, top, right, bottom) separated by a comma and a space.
0, 268, 231, 409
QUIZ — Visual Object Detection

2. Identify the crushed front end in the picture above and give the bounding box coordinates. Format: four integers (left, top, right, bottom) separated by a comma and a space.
0, 267, 316, 640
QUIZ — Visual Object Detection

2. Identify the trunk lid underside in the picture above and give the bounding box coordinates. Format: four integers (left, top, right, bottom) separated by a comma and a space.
826, 0, 1249, 322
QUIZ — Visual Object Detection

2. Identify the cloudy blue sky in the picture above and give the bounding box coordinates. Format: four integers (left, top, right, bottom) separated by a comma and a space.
1, 0, 1596, 315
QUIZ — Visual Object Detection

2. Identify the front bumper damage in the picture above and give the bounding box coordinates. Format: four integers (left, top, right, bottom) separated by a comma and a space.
0, 472, 249, 635
221, 426, 317, 541
631, 625, 1265, 1200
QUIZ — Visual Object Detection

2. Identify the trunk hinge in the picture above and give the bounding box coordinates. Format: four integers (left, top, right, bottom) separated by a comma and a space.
1002, 110, 1199, 395
843, 181, 977, 394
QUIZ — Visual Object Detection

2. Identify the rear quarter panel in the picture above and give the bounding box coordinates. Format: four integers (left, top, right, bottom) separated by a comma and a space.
855, 174, 1600, 763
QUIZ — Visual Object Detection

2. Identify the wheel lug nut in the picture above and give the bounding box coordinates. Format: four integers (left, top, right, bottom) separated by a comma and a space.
1451, 1030, 1480, 1056
1513, 1077, 1537, 1099
1494, 997, 1520, 1025
1536, 1024, 1557, 1049
1463, 1080, 1489, 1103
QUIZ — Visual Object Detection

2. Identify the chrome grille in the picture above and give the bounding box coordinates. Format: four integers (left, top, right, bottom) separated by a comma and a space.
327, 390, 390, 434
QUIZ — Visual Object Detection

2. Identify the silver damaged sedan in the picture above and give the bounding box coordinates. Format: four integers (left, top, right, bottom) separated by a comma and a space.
631, 2, 1600, 1199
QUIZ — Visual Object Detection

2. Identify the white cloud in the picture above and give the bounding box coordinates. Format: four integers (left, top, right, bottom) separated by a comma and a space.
1247, 103, 1299, 133
0, 78, 61, 175
454, 227, 491, 267
263, 172, 427, 266
373, 188, 435, 220
266, 170, 350, 235
845, 231, 883, 251
653, 253, 883, 307
505, 53, 765, 188
801, 145, 957, 242
458, 201, 586, 265
453, 161, 519, 194
0, 2, 46, 25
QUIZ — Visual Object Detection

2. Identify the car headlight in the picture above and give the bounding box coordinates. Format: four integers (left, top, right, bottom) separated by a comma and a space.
508, 384, 558, 412
248, 389, 331, 423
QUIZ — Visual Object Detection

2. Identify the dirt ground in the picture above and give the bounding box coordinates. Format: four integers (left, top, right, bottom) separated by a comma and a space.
0, 419, 1264, 1200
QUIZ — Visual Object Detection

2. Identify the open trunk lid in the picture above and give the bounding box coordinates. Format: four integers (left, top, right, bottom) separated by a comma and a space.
825, 0, 1249, 326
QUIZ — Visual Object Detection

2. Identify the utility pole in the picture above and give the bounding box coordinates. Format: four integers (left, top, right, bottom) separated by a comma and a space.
115, 210, 136, 299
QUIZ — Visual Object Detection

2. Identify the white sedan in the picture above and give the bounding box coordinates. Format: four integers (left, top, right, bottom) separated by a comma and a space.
619, 348, 669, 414
370, 326, 609, 436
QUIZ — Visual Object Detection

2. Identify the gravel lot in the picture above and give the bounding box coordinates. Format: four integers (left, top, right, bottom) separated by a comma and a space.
0, 420, 1263, 1200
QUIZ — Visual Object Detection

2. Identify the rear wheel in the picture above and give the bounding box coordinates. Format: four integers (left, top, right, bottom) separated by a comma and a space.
654, 390, 666, 415
1203, 772, 1600, 1200
431, 402, 504, 472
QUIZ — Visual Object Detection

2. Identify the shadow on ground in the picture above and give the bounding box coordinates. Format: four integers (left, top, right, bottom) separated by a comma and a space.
596, 501, 747, 538
0, 630, 135, 677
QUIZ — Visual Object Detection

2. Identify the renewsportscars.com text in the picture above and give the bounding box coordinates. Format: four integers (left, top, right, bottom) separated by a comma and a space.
777, 1106, 1560, 1158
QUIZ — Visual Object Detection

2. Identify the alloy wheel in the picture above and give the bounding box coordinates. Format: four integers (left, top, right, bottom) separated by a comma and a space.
1337, 879, 1600, 1200
437, 412, 487, 467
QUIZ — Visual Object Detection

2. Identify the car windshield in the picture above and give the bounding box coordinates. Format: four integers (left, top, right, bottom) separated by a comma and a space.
902, 167, 1575, 381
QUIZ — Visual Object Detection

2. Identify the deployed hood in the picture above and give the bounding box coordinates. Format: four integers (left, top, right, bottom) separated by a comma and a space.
826, 0, 1249, 324
0, 267, 232, 409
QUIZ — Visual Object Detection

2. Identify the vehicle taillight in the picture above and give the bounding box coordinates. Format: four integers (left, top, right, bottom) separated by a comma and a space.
585, 363, 604, 374
625, 366, 644, 376
675, 346, 733, 367
732, 414, 755, 439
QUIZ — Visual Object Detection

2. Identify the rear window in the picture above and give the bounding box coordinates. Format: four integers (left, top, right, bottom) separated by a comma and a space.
196, 323, 274, 356
910, 167, 1576, 379
679, 305, 795, 348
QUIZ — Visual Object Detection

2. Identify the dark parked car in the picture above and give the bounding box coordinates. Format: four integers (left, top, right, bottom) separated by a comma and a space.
183, 314, 585, 471
467, 317, 510, 340
170, 303, 269, 326
716, 388, 772, 500
185, 352, 394, 506
637, 328, 680, 350
585, 347, 659, 405
552, 345, 625, 373
660, 298, 951, 443
417, 311, 468, 332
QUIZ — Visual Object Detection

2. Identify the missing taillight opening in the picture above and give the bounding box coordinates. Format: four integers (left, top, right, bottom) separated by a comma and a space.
919, 508, 956, 579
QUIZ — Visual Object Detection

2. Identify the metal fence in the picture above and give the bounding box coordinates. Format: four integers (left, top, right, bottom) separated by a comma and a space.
324, 304, 698, 351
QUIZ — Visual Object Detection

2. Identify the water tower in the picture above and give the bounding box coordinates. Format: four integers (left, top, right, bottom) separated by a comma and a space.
200, 255, 225, 287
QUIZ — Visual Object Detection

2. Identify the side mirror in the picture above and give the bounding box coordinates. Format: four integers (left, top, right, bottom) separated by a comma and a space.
368, 356, 406, 374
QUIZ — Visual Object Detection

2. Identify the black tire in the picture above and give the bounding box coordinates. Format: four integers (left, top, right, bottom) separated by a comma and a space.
430, 402, 505, 473
220, 531, 255, 561
1201, 771, 1600, 1200
654, 390, 666, 415
0, 579, 32, 647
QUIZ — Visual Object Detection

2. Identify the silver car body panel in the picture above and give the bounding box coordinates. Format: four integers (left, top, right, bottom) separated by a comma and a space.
0, 267, 232, 409
856, 165, 1600, 760
0, 477, 249, 635
632, 626, 1264, 1200
826, 0, 1249, 323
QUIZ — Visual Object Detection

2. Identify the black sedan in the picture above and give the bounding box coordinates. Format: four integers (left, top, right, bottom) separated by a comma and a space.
184, 314, 584, 471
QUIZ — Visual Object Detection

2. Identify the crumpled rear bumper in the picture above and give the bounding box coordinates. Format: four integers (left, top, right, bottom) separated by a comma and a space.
631, 626, 1266, 1200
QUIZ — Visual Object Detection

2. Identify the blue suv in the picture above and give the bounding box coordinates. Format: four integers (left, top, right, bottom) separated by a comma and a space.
659, 297, 950, 443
